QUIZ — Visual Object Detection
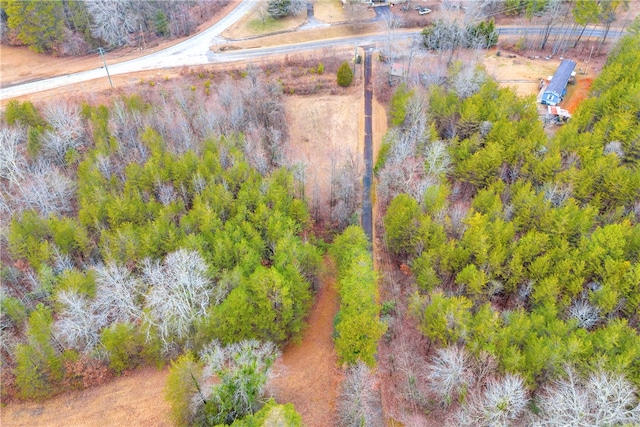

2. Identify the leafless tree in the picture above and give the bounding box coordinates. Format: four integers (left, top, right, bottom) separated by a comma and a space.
194, 104, 223, 139
93, 262, 144, 325
448, 202, 469, 238
54, 290, 107, 354
331, 151, 362, 227
427, 345, 474, 406
244, 128, 269, 175
542, 182, 572, 207
451, 64, 486, 100
288, 0, 307, 17
457, 374, 529, 427
0, 125, 27, 187
424, 140, 452, 178
463, 0, 504, 21
17, 163, 75, 216
143, 249, 213, 353
569, 298, 600, 329
86, 0, 141, 46
404, 94, 430, 148
381, 12, 404, 62
40, 103, 85, 166
604, 141, 625, 158
257, 5, 269, 25
390, 337, 430, 410
337, 361, 382, 427
531, 366, 640, 426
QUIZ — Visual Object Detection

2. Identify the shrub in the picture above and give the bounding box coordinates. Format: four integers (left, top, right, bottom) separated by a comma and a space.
337, 61, 354, 87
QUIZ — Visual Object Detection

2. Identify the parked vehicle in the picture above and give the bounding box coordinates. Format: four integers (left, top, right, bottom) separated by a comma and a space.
418, 8, 431, 14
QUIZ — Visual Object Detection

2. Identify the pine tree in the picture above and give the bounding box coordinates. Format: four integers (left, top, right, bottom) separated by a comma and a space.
337, 61, 354, 87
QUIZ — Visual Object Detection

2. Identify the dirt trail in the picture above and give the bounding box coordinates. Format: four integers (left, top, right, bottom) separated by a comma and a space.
267, 259, 342, 427
0, 367, 171, 427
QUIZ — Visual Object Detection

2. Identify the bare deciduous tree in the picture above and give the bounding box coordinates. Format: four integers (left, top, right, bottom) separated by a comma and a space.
604, 141, 625, 158
331, 150, 362, 227
427, 345, 474, 406
337, 361, 381, 427
41, 103, 85, 166
86, 0, 141, 46
17, 163, 75, 216
531, 366, 640, 426
0, 125, 27, 186
288, 0, 307, 17
569, 299, 600, 329
451, 64, 486, 100
54, 290, 107, 354
424, 140, 452, 178
93, 262, 143, 325
457, 374, 529, 427
143, 249, 212, 353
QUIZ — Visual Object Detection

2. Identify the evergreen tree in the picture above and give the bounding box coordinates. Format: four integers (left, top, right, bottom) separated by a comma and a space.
337, 61, 354, 87
5, 0, 65, 53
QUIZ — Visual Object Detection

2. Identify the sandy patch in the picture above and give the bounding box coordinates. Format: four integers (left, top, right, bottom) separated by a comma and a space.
284, 92, 361, 220
0, 367, 171, 427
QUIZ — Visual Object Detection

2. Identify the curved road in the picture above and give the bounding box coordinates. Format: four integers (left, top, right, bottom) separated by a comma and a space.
0, 0, 256, 100
0, 0, 626, 102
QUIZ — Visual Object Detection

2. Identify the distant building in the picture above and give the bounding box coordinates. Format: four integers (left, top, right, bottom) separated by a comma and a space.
541, 59, 576, 106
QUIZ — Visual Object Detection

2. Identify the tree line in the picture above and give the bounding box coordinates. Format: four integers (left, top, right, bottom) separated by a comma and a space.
379, 31, 640, 425
0, 0, 229, 55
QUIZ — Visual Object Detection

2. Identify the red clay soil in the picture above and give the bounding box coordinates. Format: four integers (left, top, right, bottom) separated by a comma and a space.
564, 76, 594, 114
0, 366, 172, 427
267, 258, 342, 427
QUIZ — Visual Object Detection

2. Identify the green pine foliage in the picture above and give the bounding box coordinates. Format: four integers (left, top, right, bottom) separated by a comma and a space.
165, 352, 203, 427
14, 304, 64, 399
4, 0, 65, 53
100, 322, 145, 374
384, 32, 640, 391
389, 83, 414, 127
330, 226, 386, 367
228, 399, 303, 426
337, 61, 354, 87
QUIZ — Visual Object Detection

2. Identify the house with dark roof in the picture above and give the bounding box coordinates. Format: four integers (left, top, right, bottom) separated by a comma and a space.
541, 59, 576, 106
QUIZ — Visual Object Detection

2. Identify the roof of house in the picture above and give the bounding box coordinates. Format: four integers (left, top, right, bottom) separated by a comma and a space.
545, 59, 576, 96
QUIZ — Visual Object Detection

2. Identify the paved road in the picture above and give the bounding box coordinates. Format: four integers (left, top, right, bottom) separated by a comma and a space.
0, 0, 255, 99
0, 3, 626, 102
362, 48, 373, 242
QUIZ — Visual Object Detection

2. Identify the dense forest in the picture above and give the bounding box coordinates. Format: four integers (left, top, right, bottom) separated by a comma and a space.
0, 0, 229, 55
379, 31, 640, 425
0, 71, 328, 423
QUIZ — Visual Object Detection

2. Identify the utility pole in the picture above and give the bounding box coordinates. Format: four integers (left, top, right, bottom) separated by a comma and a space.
353, 43, 358, 78
98, 47, 114, 89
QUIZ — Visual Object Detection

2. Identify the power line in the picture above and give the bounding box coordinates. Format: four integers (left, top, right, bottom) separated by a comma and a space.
98, 47, 114, 89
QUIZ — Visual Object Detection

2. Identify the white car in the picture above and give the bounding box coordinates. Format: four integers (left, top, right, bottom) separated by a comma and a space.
418, 8, 431, 15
